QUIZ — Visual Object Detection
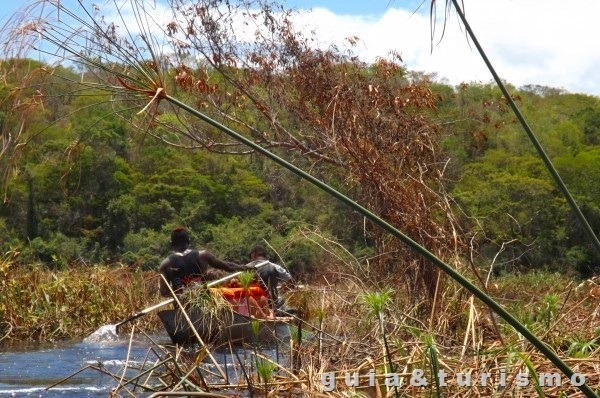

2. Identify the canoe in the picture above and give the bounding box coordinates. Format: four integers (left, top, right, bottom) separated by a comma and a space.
157, 307, 292, 345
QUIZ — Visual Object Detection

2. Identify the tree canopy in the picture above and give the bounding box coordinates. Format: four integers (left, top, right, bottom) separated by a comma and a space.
0, 0, 598, 291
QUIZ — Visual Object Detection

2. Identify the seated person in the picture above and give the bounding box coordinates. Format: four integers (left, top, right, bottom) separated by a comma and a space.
248, 245, 293, 310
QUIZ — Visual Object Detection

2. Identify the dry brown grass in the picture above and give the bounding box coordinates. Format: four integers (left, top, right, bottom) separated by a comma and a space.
0, 251, 160, 343
17, 251, 595, 396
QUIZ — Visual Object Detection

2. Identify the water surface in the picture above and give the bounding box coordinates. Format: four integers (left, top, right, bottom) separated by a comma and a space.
0, 333, 166, 397
0, 330, 291, 397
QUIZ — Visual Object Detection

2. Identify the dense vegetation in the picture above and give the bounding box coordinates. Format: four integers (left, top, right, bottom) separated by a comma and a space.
438, 83, 600, 277
1, 1, 599, 358
1, 60, 598, 279
0, 61, 350, 276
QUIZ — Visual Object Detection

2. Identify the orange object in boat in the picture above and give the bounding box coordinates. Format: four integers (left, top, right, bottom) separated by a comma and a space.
214, 285, 267, 300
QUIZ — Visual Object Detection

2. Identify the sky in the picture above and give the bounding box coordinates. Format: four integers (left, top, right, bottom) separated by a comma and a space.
2, 0, 599, 97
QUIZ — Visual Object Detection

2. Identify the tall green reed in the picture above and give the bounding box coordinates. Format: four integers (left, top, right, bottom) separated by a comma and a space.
423, 333, 442, 398
360, 288, 399, 398
254, 358, 276, 398
237, 270, 256, 318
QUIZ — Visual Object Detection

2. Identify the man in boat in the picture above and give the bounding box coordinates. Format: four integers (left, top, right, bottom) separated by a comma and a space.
248, 245, 293, 312
159, 226, 251, 297
159, 227, 273, 319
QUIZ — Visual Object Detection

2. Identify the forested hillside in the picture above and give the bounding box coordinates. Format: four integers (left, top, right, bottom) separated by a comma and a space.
0, 61, 353, 275
1, 58, 598, 279
435, 82, 600, 276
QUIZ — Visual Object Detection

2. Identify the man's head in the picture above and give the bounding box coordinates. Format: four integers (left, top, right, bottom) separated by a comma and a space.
249, 245, 267, 260
171, 226, 190, 250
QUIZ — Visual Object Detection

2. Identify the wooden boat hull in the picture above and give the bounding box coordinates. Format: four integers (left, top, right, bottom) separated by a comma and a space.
157, 308, 291, 345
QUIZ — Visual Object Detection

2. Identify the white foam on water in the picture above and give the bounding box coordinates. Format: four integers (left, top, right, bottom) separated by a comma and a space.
0, 386, 107, 394
83, 359, 144, 367
82, 324, 119, 344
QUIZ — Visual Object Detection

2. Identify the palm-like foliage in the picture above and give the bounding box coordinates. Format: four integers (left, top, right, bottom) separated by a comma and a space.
237, 270, 255, 317
360, 288, 398, 397
254, 358, 276, 398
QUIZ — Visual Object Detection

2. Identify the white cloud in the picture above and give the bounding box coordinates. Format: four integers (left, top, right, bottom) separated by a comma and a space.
290, 0, 600, 96
23, 0, 595, 96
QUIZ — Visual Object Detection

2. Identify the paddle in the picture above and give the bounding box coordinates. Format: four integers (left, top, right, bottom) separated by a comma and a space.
114, 260, 269, 333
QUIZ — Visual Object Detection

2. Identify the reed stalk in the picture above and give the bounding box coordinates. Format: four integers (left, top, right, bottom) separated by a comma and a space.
237, 271, 256, 319
254, 357, 276, 398
423, 333, 442, 398
360, 288, 399, 398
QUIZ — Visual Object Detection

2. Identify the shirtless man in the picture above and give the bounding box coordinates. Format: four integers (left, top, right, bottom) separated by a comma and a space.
158, 226, 248, 297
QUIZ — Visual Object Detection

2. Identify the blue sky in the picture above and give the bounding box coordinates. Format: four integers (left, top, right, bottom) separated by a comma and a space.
2, 0, 599, 96
284, 0, 421, 16
287, 0, 379, 15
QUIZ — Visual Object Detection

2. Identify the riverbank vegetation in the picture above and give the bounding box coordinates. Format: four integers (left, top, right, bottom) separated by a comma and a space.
36, 263, 600, 396
1, 0, 600, 395
0, 251, 159, 342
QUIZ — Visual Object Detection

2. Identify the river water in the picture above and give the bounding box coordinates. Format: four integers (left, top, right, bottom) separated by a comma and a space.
0, 331, 169, 398
0, 327, 292, 398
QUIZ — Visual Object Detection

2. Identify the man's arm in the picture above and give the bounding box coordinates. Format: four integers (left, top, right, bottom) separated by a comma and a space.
273, 263, 293, 282
200, 251, 245, 272
158, 260, 172, 297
